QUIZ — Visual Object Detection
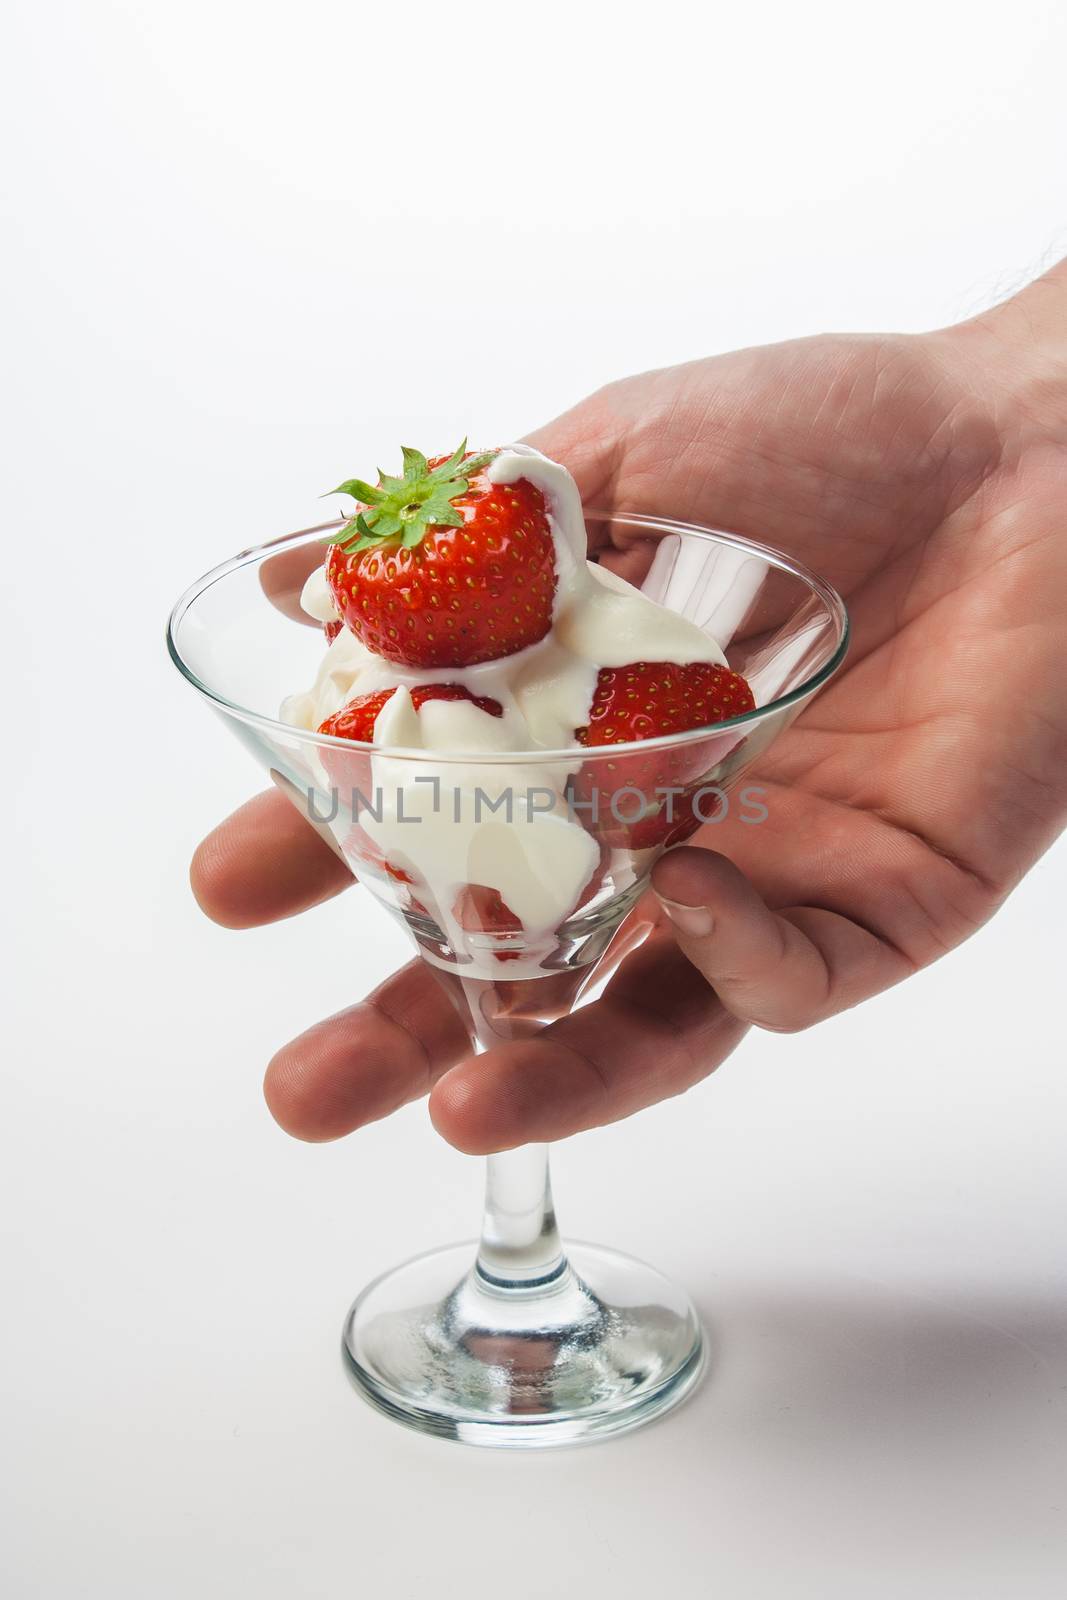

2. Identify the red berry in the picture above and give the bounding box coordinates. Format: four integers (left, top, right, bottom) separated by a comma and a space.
578, 661, 755, 746
452, 883, 524, 962
323, 620, 343, 645
341, 822, 414, 882
318, 682, 503, 743
325, 443, 556, 668
318, 684, 501, 824
572, 660, 755, 848
341, 824, 433, 922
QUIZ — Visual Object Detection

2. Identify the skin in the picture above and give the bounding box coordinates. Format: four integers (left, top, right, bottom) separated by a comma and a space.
191, 262, 1067, 1153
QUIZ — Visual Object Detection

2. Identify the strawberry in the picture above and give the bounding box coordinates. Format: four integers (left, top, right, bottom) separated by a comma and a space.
341, 824, 434, 920
324, 443, 556, 668
578, 661, 754, 745
341, 822, 414, 883
323, 619, 343, 645
572, 660, 755, 848
318, 682, 503, 742
319, 685, 503, 861
452, 884, 524, 962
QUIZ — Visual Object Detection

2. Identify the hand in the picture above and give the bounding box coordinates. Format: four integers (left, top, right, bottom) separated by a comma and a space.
191, 265, 1067, 1152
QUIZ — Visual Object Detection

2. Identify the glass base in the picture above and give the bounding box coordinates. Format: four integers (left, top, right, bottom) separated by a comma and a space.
341, 1240, 707, 1448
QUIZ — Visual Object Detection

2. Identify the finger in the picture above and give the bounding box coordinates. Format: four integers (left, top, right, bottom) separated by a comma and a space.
258, 531, 341, 623
264, 959, 473, 1141
651, 846, 914, 1032
190, 788, 352, 929
522, 410, 620, 509
429, 934, 748, 1153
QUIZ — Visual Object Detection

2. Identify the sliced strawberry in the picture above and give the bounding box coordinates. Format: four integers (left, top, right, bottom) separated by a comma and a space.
341, 823, 407, 880
325, 442, 556, 668
452, 883, 524, 962
320, 684, 503, 834
319, 682, 503, 743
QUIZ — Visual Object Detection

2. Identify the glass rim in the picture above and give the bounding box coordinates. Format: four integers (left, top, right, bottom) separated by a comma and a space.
166, 510, 850, 766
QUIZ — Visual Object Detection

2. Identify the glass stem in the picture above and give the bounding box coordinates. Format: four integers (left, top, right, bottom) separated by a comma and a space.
431, 968, 588, 1294
475, 1144, 566, 1290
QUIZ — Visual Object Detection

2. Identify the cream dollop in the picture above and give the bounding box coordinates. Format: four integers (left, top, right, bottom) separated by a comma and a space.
300, 564, 340, 623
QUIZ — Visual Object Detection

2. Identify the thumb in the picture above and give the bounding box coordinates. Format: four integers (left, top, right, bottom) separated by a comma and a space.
651, 846, 909, 1032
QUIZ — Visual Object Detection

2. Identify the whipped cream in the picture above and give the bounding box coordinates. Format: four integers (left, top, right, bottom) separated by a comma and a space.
281, 445, 727, 974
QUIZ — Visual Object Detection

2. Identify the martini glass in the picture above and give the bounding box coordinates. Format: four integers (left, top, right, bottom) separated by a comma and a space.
168, 512, 848, 1447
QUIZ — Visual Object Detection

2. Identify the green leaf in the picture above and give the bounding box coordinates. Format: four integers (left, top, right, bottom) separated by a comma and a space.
337, 521, 384, 554
429, 444, 496, 486
426, 503, 463, 528
429, 475, 468, 499
329, 477, 383, 504
427, 442, 467, 482
371, 511, 403, 540
401, 445, 429, 480
324, 439, 493, 555
422, 483, 463, 515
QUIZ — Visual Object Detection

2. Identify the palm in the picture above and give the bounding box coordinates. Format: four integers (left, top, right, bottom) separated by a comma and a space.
531, 332, 1067, 971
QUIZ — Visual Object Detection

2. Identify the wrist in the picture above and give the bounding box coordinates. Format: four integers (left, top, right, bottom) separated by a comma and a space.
934, 257, 1067, 438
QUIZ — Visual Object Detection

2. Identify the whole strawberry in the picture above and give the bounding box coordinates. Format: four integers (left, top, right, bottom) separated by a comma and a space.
325, 443, 556, 668
573, 660, 756, 848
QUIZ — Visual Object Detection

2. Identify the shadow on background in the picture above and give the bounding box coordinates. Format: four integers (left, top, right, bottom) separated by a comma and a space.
684, 1278, 1067, 1463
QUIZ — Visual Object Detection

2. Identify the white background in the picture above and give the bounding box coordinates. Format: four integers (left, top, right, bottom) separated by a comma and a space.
3, 1, 1066, 1595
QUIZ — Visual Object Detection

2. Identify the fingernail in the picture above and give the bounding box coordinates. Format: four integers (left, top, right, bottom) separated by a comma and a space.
656, 895, 714, 939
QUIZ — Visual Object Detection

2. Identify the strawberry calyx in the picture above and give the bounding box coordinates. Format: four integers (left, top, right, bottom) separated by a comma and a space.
326, 441, 497, 555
